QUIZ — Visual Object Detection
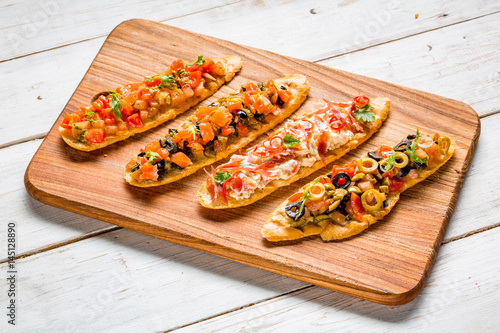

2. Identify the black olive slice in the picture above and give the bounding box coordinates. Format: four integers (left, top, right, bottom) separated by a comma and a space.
394, 140, 412, 152
407, 134, 417, 140
168, 128, 178, 136
326, 172, 332, 178
397, 164, 412, 178
208, 102, 218, 107
138, 151, 146, 157
156, 159, 166, 170
285, 201, 305, 220
160, 136, 178, 154
367, 151, 382, 161
131, 164, 140, 172
332, 172, 351, 189
254, 113, 264, 122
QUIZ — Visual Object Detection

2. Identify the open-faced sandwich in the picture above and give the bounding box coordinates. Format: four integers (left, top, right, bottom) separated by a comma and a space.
124, 74, 310, 186
262, 128, 455, 242
198, 96, 390, 208
59, 55, 242, 151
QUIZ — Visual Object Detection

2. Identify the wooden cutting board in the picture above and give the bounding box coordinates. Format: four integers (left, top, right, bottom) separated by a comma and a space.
25, 19, 480, 305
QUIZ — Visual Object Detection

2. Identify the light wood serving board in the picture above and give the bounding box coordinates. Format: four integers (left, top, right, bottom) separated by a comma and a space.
25, 20, 480, 305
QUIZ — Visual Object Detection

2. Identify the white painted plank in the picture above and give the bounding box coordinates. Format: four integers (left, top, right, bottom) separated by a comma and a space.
0, 0, 237, 61
164, 228, 500, 333
2, 5, 500, 147
167, 0, 500, 62
0, 228, 306, 332
320, 11, 500, 117
0, 139, 112, 261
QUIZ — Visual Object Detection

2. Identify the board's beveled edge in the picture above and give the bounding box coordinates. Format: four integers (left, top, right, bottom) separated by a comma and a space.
23, 18, 481, 305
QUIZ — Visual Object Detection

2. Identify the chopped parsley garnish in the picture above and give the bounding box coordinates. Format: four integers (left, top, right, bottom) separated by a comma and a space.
214, 171, 232, 185
283, 134, 300, 148
353, 104, 375, 123
84, 111, 95, 123
187, 55, 205, 68
146, 151, 161, 164
405, 127, 429, 164
108, 90, 124, 123
384, 150, 396, 171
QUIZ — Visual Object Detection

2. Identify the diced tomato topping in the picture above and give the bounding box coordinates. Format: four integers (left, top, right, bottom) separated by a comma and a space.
227, 100, 243, 113
199, 122, 215, 142
172, 128, 195, 144
350, 193, 365, 220
170, 152, 192, 168
144, 141, 161, 153
187, 70, 202, 89
243, 93, 254, 106
145, 77, 161, 87
220, 124, 235, 136
353, 95, 370, 108
120, 101, 134, 117
60, 113, 73, 129
278, 90, 292, 103
91, 95, 108, 112
236, 123, 248, 136
141, 163, 153, 173
126, 113, 143, 128
388, 178, 404, 193
288, 192, 304, 203
214, 139, 224, 153
84, 128, 105, 143
211, 62, 226, 76
194, 106, 215, 120
253, 96, 271, 114
377, 145, 393, 158
170, 59, 184, 71
245, 82, 258, 93
157, 148, 170, 160
210, 109, 231, 127
138, 88, 153, 101
331, 160, 357, 178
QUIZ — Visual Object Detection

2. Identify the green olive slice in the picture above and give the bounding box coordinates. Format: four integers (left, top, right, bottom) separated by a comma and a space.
438, 136, 451, 155
394, 152, 409, 168
307, 183, 326, 201
357, 157, 378, 174
361, 189, 384, 211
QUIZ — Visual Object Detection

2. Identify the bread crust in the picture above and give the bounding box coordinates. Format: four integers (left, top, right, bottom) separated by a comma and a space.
59, 55, 242, 151
261, 140, 456, 242
125, 74, 310, 187
198, 97, 391, 209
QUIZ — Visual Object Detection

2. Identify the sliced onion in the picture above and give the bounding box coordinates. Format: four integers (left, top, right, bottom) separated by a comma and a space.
417, 135, 434, 149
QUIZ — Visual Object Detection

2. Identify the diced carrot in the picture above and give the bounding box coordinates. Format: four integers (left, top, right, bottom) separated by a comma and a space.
221, 124, 235, 136
236, 123, 248, 136
210, 109, 231, 127
171, 152, 192, 168
144, 141, 161, 153
157, 148, 170, 160
199, 122, 215, 142
278, 90, 292, 103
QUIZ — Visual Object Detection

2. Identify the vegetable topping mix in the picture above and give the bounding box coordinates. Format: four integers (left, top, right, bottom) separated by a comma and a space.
282, 128, 452, 227
205, 96, 378, 204
59, 55, 226, 145
125, 79, 294, 182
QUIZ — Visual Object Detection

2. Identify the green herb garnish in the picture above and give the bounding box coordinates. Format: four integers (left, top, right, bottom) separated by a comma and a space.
214, 171, 232, 185
283, 134, 300, 148
187, 55, 205, 68
146, 151, 161, 164
295, 178, 321, 220
384, 150, 396, 171
405, 127, 429, 164
108, 90, 124, 123
353, 104, 375, 123
84, 111, 95, 123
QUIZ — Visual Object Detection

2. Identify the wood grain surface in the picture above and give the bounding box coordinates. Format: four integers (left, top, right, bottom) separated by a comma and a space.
24, 19, 480, 305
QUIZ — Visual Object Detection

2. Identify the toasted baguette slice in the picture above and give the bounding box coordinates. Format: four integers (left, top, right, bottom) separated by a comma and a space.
59, 55, 242, 151
262, 131, 456, 242
198, 96, 390, 209
124, 74, 310, 187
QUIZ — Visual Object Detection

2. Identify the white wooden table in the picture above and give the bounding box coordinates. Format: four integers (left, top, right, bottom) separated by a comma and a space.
1, 1, 499, 331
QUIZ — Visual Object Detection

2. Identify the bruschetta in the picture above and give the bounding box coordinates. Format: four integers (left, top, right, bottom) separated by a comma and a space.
124, 74, 310, 186
262, 128, 455, 242
198, 96, 390, 208
59, 55, 242, 151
